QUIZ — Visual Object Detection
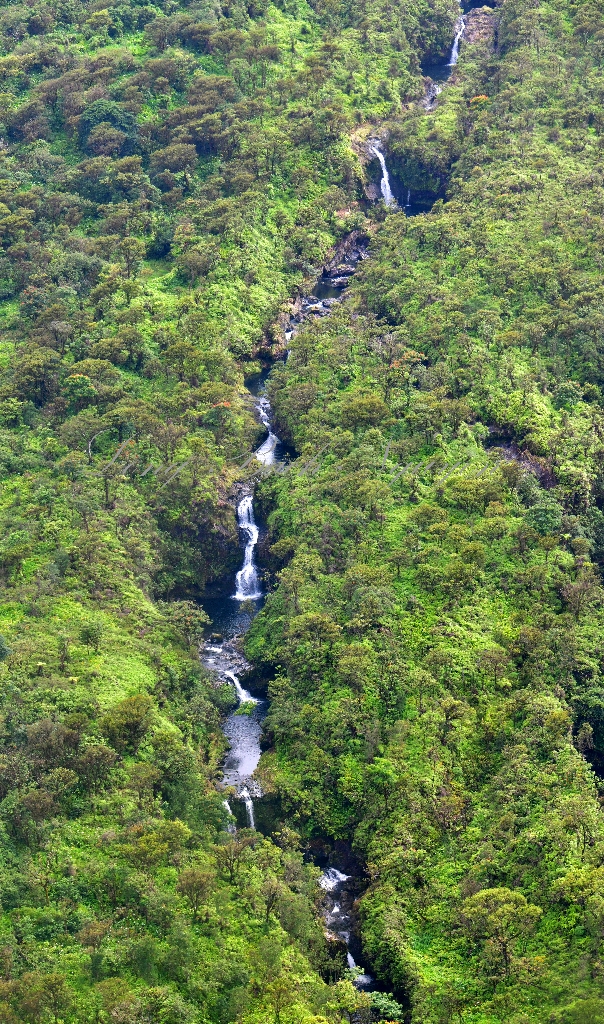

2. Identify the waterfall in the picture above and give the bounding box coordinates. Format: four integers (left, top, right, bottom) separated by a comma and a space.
215, 389, 282, 828
223, 798, 236, 833
224, 669, 258, 705
240, 786, 255, 828
254, 396, 280, 466
203, 247, 377, 973
233, 391, 282, 599
319, 868, 350, 891
369, 142, 395, 207
447, 16, 465, 65
319, 868, 374, 989
234, 495, 262, 600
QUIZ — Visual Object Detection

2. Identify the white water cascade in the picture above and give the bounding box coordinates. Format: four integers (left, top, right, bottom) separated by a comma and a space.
240, 786, 256, 828
369, 141, 395, 207
202, 262, 380, 985
223, 798, 236, 833
233, 387, 284, 599
319, 867, 350, 892
206, 646, 263, 826
254, 396, 280, 466
319, 868, 374, 989
448, 16, 465, 65
234, 495, 262, 600
224, 669, 258, 705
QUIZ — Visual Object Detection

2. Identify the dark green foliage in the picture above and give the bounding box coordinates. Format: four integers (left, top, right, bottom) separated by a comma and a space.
0, 0, 457, 1017
79, 100, 139, 154
100, 694, 154, 753
238, 0, 604, 1018
2, 0, 603, 1017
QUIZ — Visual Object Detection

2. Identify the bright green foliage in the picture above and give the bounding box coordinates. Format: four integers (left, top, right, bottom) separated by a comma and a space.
243, 0, 604, 1019
4, 0, 604, 1015
0, 0, 461, 1016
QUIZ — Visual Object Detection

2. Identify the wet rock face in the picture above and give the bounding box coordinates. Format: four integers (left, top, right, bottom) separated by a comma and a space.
323, 229, 371, 274
319, 866, 374, 989
283, 234, 370, 344
272, 231, 370, 353
464, 5, 496, 45
203, 637, 251, 679
422, 78, 442, 110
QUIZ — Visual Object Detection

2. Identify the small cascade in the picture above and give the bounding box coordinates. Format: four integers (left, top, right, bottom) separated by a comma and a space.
201, 233, 383, 993
319, 868, 374, 990
224, 669, 258, 705
421, 5, 466, 83
447, 16, 465, 65
200, 390, 285, 828
320, 867, 350, 892
223, 798, 236, 833
254, 395, 280, 466
202, 640, 264, 827
240, 786, 255, 828
368, 141, 395, 207
234, 495, 262, 601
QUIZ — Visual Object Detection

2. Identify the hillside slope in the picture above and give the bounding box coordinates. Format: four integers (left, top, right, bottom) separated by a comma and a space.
0, 0, 458, 1020
246, 0, 604, 1020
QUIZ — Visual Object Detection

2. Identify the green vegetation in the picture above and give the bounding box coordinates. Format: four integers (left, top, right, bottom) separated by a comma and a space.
0, 0, 460, 1017
3, 0, 604, 1017
244, 0, 604, 1019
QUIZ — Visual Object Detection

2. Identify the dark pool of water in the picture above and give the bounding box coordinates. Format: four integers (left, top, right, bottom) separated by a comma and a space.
245, 366, 273, 397
201, 593, 264, 641
422, 61, 453, 82
314, 278, 347, 301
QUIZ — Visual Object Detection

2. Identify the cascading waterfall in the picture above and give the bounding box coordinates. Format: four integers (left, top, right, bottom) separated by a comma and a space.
207, 646, 264, 827
224, 668, 258, 705
234, 495, 262, 601
202, 405, 277, 829
199, 2, 472, 990
368, 141, 395, 207
240, 787, 255, 829
421, 3, 465, 88
447, 15, 465, 65
319, 868, 373, 989
203, 381, 376, 983
206, 225, 441, 993
253, 396, 280, 466
223, 798, 236, 833
234, 389, 284, 598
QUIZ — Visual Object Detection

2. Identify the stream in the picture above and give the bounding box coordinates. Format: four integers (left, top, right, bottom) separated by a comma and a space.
368, 7, 465, 211
200, 258, 377, 985
199, 7, 471, 993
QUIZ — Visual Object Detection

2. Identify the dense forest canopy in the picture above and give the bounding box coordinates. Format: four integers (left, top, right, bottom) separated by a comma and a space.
2, 0, 604, 1018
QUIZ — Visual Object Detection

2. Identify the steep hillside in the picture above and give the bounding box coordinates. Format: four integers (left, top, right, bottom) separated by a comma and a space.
246, 0, 604, 1020
0, 0, 459, 1020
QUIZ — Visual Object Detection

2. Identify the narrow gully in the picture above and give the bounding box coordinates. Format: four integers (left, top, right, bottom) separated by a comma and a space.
200, 293, 378, 986
199, 11, 468, 989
